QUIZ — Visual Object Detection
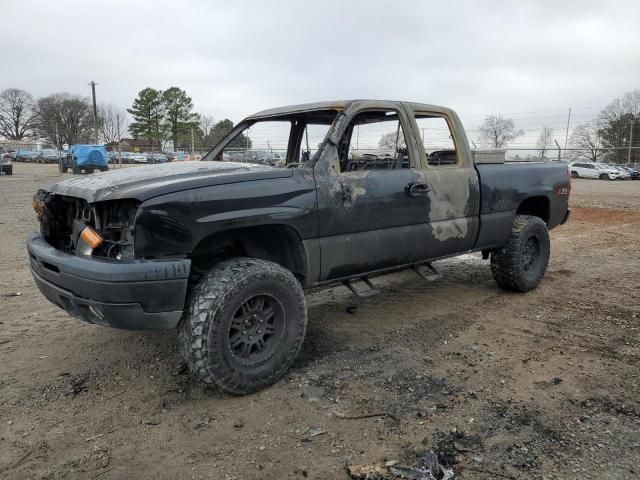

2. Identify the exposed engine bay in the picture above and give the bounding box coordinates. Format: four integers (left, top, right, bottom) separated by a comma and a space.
33, 190, 137, 260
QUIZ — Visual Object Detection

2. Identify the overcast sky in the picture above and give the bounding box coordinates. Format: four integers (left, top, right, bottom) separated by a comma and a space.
4, 0, 639, 141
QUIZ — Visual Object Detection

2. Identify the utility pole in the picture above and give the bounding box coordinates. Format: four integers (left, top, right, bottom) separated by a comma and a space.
191, 126, 195, 157
89, 81, 99, 144
116, 113, 122, 168
55, 121, 60, 153
563, 107, 571, 156
554, 139, 562, 162
628, 121, 634, 164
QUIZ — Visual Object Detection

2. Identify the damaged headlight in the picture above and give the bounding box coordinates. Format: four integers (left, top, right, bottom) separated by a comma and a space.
72, 220, 104, 256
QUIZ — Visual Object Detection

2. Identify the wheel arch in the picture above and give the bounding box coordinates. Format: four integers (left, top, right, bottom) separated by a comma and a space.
189, 224, 308, 284
516, 195, 550, 225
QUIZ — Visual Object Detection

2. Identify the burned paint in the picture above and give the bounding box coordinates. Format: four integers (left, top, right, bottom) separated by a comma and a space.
424, 169, 471, 241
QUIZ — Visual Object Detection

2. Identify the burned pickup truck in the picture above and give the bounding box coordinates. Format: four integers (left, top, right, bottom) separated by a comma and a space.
28, 100, 570, 394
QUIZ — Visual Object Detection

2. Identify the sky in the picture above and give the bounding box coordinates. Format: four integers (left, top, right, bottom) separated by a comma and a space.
3, 0, 640, 146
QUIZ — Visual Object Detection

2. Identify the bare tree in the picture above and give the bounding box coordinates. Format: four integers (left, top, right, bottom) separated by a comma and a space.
0, 88, 38, 140
199, 114, 214, 140
478, 115, 523, 148
378, 129, 406, 151
98, 103, 129, 144
569, 122, 601, 162
36, 93, 93, 148
536, 126, 555, 159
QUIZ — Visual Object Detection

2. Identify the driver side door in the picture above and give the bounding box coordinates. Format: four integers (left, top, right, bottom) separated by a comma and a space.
314, 104, 430, 281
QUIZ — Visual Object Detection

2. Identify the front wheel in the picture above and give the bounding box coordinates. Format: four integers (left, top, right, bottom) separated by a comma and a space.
179, 257, 307, 394
570, 171, 578, 178
490, 215, 550, 292
599, 173, 609, 180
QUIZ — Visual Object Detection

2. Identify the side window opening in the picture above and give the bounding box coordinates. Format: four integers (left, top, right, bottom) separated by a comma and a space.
338, 110, 410, 173
414, 114, 458, 166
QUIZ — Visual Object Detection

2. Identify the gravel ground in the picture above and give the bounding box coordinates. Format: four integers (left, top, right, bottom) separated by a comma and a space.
0, 164, 639, 480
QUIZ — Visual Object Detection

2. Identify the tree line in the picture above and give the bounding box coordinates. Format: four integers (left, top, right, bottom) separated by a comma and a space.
476, 89, 640, 163
0, 86, 249, 151
1, 86, 637, 161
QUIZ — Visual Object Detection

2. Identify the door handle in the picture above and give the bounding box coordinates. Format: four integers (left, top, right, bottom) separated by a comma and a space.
405, 182, 429, 197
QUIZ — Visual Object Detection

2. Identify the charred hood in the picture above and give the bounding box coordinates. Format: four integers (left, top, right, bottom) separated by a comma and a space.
48, 161, 292, 203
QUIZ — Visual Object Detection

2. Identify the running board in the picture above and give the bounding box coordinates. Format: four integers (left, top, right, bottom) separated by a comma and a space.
413, 263, 443, 282
343, 277, 380, 298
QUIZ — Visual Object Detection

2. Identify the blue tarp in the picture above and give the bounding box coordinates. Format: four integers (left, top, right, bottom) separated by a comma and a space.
69, 145, 108, 166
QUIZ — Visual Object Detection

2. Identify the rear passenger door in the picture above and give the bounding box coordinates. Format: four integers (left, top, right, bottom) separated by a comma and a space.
409, 108, 479, 258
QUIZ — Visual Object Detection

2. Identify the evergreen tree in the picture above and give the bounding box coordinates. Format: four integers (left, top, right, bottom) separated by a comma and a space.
207, 119, 252, 150
162, 87, 198, 150
127, 88, 165, 146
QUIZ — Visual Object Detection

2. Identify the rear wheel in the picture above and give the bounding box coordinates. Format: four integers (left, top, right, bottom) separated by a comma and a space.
490, 215, 550, 292
179, 257, 307, 394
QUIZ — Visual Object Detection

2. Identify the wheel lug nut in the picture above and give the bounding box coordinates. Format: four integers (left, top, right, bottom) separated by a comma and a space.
257, 329, 262, 334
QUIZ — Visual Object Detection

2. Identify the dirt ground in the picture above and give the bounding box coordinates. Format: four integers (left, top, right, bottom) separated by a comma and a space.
1, 163, 639, 480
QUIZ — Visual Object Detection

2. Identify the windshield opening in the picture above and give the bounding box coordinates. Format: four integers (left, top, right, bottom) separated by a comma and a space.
204, 110, 338, 168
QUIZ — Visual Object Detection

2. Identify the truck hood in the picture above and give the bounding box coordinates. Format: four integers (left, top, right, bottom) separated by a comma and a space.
48, 161, 293, 203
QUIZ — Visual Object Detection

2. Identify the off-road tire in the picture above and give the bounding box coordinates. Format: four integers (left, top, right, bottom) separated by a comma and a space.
179, 257, 307, 394
490, 215, 550, 293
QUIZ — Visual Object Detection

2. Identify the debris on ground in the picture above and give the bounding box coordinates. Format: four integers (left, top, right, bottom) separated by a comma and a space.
334, 411, 400, 422
308, 428, 326, 437
4, 292, 22, 297
390, 451, 454, 480
347, 463, 392, 480
67, 376, 88, 396
348, 451, 454, 480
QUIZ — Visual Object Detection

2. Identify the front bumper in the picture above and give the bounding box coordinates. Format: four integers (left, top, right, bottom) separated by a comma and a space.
27, 233, 190, 330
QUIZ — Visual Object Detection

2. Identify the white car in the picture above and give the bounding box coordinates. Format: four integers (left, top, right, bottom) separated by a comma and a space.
130, 153, 147, 164
570, 162, 620, 180
612, 166, 631, 180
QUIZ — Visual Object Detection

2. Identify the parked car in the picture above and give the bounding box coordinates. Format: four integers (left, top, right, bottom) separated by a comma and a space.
37, 149, 62, 164
616, 165, 640, 180
59, 144, 109, 174
611, 166, 631, 180
569, 162, 621, 180
130, 153, 147, 164
0, 146, 13, 175
15, 150, 40, 162
146, 153, 170, 164
116, 152, 134, 164
28, 100, 571, 394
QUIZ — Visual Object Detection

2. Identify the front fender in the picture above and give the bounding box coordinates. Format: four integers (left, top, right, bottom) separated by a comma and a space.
134, 172, 317, 258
